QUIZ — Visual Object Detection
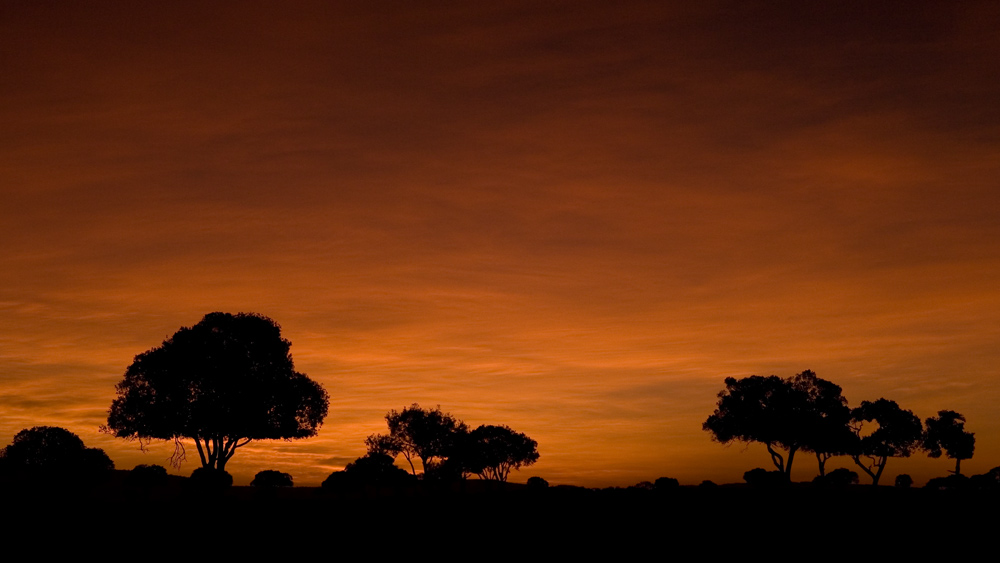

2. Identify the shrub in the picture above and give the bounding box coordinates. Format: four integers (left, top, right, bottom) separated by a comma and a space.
251, 470, 293, 488
526, 476, 549, 489
189, 467, 233, 489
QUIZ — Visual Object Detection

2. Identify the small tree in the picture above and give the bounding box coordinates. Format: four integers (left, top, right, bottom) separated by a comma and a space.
923, 410, 975, 476
850, 399, 923, 485
466, 424, 539, 482
251, 470, 294, 488
104, 312, 329, 471
383, 404, 467, 476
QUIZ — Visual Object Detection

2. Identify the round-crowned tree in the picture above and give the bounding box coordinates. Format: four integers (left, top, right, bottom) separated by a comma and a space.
0, 426, 114, 481
104, 312, 329, 471
466, 424, 540, 482
250, 470, 294, 488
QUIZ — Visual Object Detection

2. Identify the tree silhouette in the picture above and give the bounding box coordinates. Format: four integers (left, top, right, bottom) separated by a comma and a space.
104, 312, 329, 470
923, 410, 975, 476
251, 470, 294, 488
850, 399, 923, 485
0, 426, 114, 480
465, 424, 539, 482
790, 370, 854, 476
382, 404, 467, 476
703, 375, 810, 476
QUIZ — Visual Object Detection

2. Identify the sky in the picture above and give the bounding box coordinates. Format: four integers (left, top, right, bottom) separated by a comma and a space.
2, 1, 999, 487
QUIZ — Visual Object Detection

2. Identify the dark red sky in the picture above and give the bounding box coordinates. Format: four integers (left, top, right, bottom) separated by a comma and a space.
2, 1, 999, 486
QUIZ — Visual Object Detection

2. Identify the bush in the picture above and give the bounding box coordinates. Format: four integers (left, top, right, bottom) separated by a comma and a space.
189, 467, 233, 489
813, 468, 859, 487
0, 426, 114, 483
925, 474, 968, 491
744, 468, 787, 487
251, 470, 293, 488
654, 477, 679, 491
894, 474, 913, 488
526, 476, 549, 489
129, 464, 169, 488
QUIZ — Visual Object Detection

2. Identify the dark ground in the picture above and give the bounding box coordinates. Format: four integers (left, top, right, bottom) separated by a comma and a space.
4, 475, 994, 556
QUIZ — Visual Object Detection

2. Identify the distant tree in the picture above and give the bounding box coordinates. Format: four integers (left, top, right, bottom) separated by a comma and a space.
251, 470, 294, 488
968, 467, 1000, 490
189, 466, 233, 489
383, 404, 467, 476
104, 312, 329, 471
364, 433, 403, 458
465, 424, 539, 482
812, 467, 859, 487
654, 477, 679, 491
790, 370, 855, 476
322, 453, 415, 490
925, 474, 969, 491
704, 374, 811, 476
526, 476, 549, 489
743, 467, 787, 487
850, 399, 923, 485
0, 426, 114, 480
128, 464, 169, 488
894, 474, 913, 488
344, 453, 414, 484
923, 410, 975, 476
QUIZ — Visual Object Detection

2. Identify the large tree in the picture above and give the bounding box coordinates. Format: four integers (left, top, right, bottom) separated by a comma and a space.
791, 370, 854, 476
923, 410, 975, 476
380, 404, 467, 476
703, 374, 811, 477
104, 312, 329, 471
850, 399, 923, 485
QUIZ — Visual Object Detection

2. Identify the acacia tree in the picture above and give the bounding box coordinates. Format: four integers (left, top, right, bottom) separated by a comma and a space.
791, 370, 854, 476
850, 399, 923, 485
104, 312, 329, 471
703, 375, 811, 477
382, 404, 467, 476
923, 410, 975, 476
465, 424, 539, 482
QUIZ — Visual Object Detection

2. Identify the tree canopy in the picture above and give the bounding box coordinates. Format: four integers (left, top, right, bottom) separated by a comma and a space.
923, 410, 975, 476
704, 371, 856, 478
790, 370, 854, 476
0, 426, 114, 480
104, 312, 329, 470
850, 399, 923, 485
703, 374, 808, 475
377, 404, 467, 476
465, 424, 539, 482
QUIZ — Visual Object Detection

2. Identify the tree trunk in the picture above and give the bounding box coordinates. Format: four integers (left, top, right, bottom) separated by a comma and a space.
816, 452, 830, 477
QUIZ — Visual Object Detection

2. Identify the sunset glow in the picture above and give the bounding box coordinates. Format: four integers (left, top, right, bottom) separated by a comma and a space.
2, 2, 999, 487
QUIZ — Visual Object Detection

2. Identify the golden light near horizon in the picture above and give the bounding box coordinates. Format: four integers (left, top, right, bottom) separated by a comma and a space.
2, 2, 999, 487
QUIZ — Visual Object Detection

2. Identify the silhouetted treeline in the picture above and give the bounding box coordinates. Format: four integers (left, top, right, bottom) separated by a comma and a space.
704, 370, 976, 484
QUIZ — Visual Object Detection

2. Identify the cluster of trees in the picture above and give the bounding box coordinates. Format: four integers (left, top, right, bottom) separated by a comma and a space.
704, 370, 975, 485
340, 404, 540, 484
93, 312, 540, 489
0, 426, 114, 483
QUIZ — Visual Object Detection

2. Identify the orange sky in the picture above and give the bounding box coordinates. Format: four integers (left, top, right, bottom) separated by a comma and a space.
2, 1, 999, 487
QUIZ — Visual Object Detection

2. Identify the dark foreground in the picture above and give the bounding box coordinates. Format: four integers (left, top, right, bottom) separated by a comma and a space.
5, 477, 996, 555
